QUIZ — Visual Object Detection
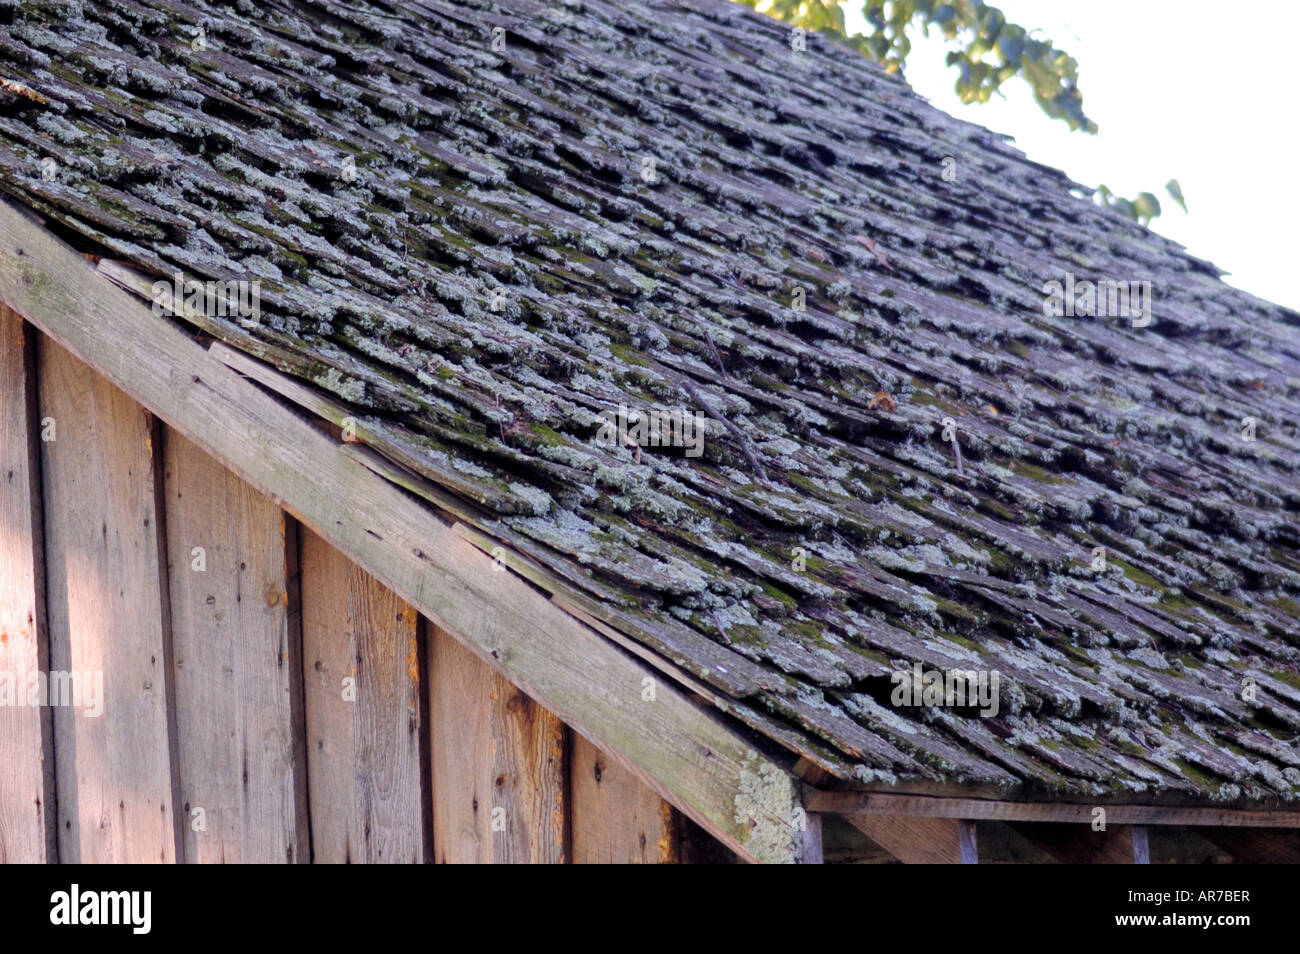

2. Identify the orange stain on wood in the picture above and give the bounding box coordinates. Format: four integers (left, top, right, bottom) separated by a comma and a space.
867, 390, 896, 413
0, 77, 50, 104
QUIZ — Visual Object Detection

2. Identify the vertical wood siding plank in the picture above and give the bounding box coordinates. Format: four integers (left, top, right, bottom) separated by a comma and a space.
429, 625, 567, 863
37, 336, 179, 863
0, 307, 55, 862
164, 430, 308, 862
570, 733, 680, 863
300, 529, 424, 862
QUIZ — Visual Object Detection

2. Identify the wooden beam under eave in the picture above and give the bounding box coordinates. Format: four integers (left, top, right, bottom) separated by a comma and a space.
1198, 828, 1300, 863
805, 788, 1300, 828
1011, 822, 1149, 863
797, 809, 824, 864
847, 814, 978, 864
0, 200, 806, 864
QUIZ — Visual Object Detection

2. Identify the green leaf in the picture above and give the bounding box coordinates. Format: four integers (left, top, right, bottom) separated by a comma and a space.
866, 33, 891, 59
1165, 178, 1188, 213
997, 35, 1023, 62
1133, 192, 1161, 223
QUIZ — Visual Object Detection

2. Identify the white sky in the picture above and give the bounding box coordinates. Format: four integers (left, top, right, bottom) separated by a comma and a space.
842, 0, 1300, 311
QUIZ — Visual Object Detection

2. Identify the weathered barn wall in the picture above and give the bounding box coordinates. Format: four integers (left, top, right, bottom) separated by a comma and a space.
0, 321, 711, 863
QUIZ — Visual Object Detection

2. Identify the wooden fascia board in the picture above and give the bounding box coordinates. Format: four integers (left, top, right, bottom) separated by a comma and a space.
804, 788, 1300, 828
0, 200, 807, 863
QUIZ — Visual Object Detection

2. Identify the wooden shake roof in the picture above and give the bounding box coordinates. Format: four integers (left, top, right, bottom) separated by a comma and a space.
2, 0, 1299, 803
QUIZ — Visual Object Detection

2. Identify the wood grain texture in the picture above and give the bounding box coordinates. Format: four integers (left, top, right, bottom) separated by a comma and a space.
37, 335, 180, 863
797, 808, 824, 864
163, 429, 308, 862
1010, 822, 1149, 863
429, 625, 567, 863
1199, 827, 1300, 863
848, 814, 978, 864
571, 732, 678, 863
806, 789, 1300, 828
0, 305, 55, 862
0, 212, 803, 862
300, 528, 424, 863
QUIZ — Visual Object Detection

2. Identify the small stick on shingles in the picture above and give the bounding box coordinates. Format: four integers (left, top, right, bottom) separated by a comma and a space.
702, 328, 728, 377
680, 377, 768, 483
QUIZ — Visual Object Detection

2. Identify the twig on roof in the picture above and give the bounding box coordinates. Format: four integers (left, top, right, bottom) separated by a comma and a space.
1031, 370, 1065, 396
702, 328, 728, 377
680, 377, 768, 483
853, 234, 895, 271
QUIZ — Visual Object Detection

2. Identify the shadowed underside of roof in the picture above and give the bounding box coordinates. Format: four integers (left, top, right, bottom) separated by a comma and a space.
2, 0, 1299, 802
